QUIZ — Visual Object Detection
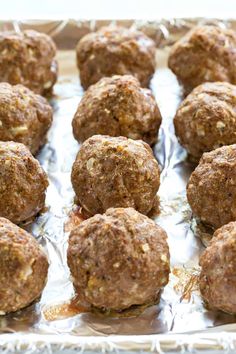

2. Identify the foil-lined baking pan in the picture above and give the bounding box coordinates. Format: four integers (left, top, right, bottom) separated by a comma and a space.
0, 18, 236, 353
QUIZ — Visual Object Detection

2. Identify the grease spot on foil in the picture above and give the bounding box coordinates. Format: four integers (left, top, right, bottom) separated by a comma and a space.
42, 294, 161, 321
64, 206, 88, 232
42, 297, 89, 321
172, 267, 200, 302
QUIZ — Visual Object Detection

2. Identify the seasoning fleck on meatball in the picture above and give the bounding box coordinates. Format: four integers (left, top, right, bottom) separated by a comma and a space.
0, 217, 48, 314
187, 144, 236, 229
168, 25, 236, 93
67, 207, 170, 311
0, 30, 58, 95
0, 83, 53, 155
71, 135, 160, 216
0, 142, 48, 224
174, 82, 236, 160
200, 221, 236, 314
76, 26, 156, 89
72, 75, 161, 145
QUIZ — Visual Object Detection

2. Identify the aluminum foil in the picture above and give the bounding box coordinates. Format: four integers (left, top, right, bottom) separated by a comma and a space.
1, 18, 236, 353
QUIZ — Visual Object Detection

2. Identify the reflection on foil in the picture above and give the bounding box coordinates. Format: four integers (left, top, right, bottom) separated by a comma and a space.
0, 18, 236, 353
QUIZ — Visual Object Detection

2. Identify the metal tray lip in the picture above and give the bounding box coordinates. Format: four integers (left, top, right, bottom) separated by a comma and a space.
1, 332, 236, 352
1, 332, 236, 348
5, 17, 236, 21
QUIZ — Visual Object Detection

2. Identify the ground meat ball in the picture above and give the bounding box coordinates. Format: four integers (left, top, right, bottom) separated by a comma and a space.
72, 75, 161, 145
199, 221, 236, 314
0, 30, 58, 95
168, 25, 236, 93
174, 82, 236, 160
187, 145, 236, 229
76, 26, 156, 89
0, 142, 48, 224
0, 217, 48, 314
0, 83, 53, 155
67, 207, 170, 311
71, 135, 160, 216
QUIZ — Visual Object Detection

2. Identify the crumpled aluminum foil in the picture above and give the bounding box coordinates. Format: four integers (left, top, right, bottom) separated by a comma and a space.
1, 18, 236, 354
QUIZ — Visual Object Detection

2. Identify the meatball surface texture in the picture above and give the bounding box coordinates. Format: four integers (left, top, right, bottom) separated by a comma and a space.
67, 207, 170, 311
0, 217, 49, 314
0, 30, 57, 95
71, 135, 160, 215
76, 26, 156, 89
187, 144, 236, 229
168, 25, 236, 92
174, 82, 236, 159
0, 83, 53, 154
200, 221, 236, 314
0, 142, 48, 224
72, 75, 162, 145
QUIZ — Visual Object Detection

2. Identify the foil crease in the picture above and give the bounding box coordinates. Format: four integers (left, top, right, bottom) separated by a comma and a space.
0, 18, 236, 353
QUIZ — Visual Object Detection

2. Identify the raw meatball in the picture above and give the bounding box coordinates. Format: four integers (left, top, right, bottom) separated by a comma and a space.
168, 25, 236, 93
0, 30, 58, 95
0, 217, 48, 314
199, 221, 236, 314
0, 142, 48, 224
174, 82, 236, 160
71, 135, 160, 215
0, 83, 53, 154
187, 144, 236, 229
76, 26, 156, 89
72, 75, 161, 145
67, 207, 170, 311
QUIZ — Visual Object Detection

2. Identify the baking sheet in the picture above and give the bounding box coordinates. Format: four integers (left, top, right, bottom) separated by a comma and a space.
0, 18, 236, 353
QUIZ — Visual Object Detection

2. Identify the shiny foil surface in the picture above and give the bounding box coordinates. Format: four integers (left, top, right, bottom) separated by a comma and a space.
0, 18, 236, 354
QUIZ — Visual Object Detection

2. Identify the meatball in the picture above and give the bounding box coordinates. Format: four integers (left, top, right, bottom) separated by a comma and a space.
76, 26, 156, 89
0, 141, 48, 224
168, 25, 236, 93
67, 207, 170, 311
0, 83, 53, 155
174, 82, 236, 160
0, 30, 57, 95
0, 217, 48, 314
71, 135, 160, 216
199, 221, 236, 314
72, 75, 161, 145
187, 144, 236, 229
